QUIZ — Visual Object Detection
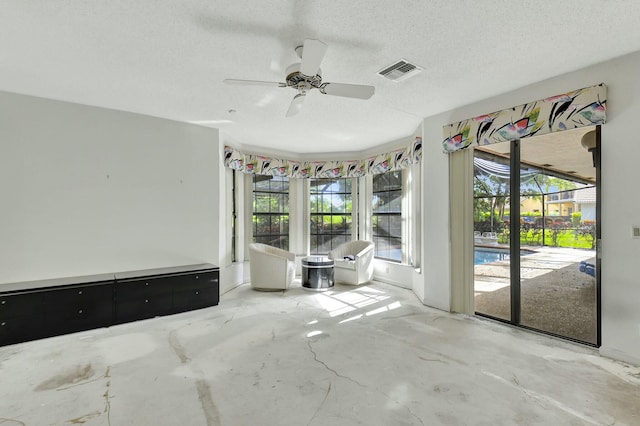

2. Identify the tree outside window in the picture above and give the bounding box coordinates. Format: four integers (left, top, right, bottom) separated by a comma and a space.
253, 175, 289, 250
372, 171, 402, 262
310, 178, 353, 254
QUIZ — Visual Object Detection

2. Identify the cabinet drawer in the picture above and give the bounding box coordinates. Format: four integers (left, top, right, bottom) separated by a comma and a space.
115, 276, 175, 299
44, 284, 114, 328
172, 271, 219, 292
46, 302, 113, 324
115, 293, 173, 323
0, 291, 46, 318
0, 314, 47, 346
173, 287, 219, 312
45, 284, 113, 306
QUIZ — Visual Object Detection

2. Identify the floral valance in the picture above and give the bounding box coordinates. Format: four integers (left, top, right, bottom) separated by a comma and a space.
442, 83, 607, 153
224, 137, 422, 178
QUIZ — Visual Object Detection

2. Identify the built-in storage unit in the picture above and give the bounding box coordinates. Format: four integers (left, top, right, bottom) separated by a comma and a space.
114, 264, 219, 324
0, 273, 115, 346
0, 264, 219, 347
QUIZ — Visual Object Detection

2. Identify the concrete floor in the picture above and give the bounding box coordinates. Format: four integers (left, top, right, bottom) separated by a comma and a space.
1, 281, 638, 425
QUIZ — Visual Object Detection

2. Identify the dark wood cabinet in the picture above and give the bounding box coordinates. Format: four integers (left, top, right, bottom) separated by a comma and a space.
0, 276, 114, 345
114, 264, 219, 323
45, 282, 115, 334
0, 264, 219, 347
172, 271, 219, 312
114, 276, 175, 323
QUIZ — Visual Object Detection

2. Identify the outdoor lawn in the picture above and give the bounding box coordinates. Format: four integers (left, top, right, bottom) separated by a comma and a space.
497, 225, 595, 249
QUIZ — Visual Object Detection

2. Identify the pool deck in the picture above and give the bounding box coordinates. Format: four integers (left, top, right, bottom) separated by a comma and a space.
474, 245, 595, 292
473, 245, 597, 343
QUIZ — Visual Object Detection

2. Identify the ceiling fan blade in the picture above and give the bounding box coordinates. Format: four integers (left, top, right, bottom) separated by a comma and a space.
286, 94, 306, 117
320, 83, 375, 99
223, 79, 286, 87
299, 39, 328, 77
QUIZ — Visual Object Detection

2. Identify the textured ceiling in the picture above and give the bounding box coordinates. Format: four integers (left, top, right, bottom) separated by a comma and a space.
477, 127, 597, 183
1, 1, 639, 156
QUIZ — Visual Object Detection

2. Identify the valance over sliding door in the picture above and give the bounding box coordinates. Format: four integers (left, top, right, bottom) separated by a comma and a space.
442, 83, 606, 152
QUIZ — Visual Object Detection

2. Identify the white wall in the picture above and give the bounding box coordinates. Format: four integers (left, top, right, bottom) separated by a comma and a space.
0, 91, 221, 284
421, 51, 640, 365
373, 260, 414, 290
419, 116, 452, 310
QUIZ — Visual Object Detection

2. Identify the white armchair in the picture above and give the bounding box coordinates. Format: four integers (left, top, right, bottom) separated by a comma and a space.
249, 243, 296, 291
328, 240, 375, 285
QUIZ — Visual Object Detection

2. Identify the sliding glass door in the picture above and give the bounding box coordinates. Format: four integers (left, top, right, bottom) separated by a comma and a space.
473, 127, 600, 345
473, 141, 511, 321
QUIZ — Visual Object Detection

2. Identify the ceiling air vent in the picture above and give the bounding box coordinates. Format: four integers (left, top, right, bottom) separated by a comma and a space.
377, 59, 423, 82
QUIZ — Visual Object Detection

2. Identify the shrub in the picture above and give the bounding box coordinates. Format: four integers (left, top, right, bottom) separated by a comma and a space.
571, 212, 582, 226
522, 211, 542, 217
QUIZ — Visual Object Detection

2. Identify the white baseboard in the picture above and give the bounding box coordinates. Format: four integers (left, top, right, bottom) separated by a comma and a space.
599, 346, 640, 367
220, 262, 245, 295
372, 260, 415, 290
372, 274, 412, 289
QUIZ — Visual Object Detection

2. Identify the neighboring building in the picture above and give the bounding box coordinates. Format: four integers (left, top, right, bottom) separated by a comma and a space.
544, 188, 575, 217
518, 185, 596, 221
575, 186, 597, 222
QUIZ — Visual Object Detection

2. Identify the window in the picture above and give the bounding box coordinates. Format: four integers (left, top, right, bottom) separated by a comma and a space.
310, 178, 353, 254
231, 170, 237, 262
252, 175, 289, 250
372, 170, 402, 262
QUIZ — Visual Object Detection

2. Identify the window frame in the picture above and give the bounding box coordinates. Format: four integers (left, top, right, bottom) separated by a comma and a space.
308, 177, 356, 255
251, 174, 290, 251
231, 170, 237, 263
367, 165, 421, 267
372, 170, 404, 263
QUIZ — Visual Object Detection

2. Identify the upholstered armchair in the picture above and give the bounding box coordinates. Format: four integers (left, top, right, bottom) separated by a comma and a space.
328, 240, 375, 285
248, 243, 296, 291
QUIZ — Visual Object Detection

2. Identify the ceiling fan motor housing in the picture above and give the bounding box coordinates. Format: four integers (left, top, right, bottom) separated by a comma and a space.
285, 63, 322, 92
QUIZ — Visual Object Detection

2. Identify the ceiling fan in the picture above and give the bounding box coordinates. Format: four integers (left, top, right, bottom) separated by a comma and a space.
223, 39, 375, 117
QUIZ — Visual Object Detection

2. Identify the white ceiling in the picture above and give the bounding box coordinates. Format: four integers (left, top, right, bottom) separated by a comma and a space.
2, 1, 640, 156
477, 126, 597, 182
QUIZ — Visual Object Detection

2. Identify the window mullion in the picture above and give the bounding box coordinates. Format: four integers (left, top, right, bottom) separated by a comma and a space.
308, 178, 354, 255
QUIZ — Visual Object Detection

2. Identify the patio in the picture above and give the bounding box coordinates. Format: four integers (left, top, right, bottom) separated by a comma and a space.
474, 246, 597, 344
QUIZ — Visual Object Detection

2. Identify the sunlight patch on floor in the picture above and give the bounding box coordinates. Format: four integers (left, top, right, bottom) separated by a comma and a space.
314, 288, 391, 317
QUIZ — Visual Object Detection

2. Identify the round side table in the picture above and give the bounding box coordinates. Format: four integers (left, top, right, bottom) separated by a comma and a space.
301, 256, 335, 291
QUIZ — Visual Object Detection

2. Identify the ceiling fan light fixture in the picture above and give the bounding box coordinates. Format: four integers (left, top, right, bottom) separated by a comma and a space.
286, 93, 306, 117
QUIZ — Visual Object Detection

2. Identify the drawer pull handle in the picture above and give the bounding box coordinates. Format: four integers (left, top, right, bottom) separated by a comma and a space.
1, 300, 5, 305
78, 309, 83, 314
145, 282, 149, 286
78, 291, 83, 295
195, 275, 199, 279
1, 322, 5, 326
145, 299, 149, 303
195, 291, 199, 295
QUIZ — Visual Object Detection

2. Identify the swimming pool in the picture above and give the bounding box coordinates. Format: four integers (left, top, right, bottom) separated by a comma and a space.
474, 248, 532, 265
475, 249, 509, 265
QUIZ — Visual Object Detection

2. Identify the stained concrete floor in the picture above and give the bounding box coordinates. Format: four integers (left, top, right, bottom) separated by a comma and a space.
1, 281, 639, 425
